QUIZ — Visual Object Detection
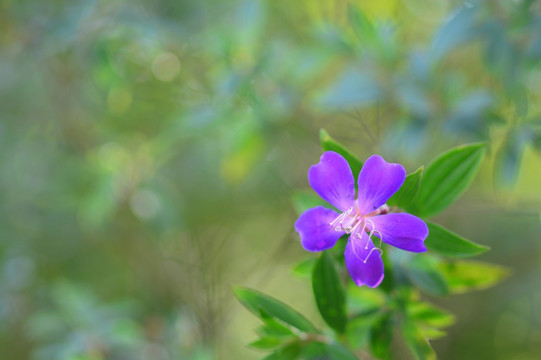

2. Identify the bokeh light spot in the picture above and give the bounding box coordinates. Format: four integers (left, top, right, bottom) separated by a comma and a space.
130, 189, 160, 220
97, 142, 129, 173
152, 52, 181, 82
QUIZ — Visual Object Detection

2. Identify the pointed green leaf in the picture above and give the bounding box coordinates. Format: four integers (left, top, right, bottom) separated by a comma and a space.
312, 252, 347, 333
263, 341, 302, 360
387, 166, 423, 208
411, 143, 486, 217
439, 260, 509, 294
249, 337, 286, 350
407, 302, 455, 329
401, 321, 436, 360
256, 311, 295, 338
291, 257, 316, 279
425, 222, 489, 258
234, 287, 317, 332
421, 328, 447, 340
320, 129, 363, 177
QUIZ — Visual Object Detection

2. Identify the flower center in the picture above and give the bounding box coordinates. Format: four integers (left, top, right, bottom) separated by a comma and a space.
329, 206, 384, 263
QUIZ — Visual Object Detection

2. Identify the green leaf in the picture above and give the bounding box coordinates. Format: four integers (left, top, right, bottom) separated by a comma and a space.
411, 143, 486, 217
327, 342, 359, 360
291, 257, 316, 278
387, 166, 423, 208
234, 287, 318, 332
291, 190, 329, 216
421, 328, 447, 340
401, 320, 436, 360
320, 129, 364, 177
256, 312, 295, 338
439, 260, 509, 294
346, 311, 382, 349
425, 222, 489, 258
299, 341, 328, 358
370, 311, 394, 359
263, 342, 302, 360
312, 252, 347, 333
407, 302, 455, 330
249, 337, 285, 350
348, 286, 386, 314
404, 255, 449, 296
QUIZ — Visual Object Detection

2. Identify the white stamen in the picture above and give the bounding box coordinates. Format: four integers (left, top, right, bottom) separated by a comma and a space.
329, 207, 353, 231
364, 219, 376, 249
363, 247, 383, 263
350, 220, 365, 237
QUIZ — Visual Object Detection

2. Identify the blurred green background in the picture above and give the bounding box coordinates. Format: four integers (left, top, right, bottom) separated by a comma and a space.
1, 0, 541, 359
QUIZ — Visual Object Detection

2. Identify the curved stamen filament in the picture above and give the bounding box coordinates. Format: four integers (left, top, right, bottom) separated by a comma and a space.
351, 235, 384, 264
363, 247, 383, 263
350, 220, 365, 238
364, 219, 375, 249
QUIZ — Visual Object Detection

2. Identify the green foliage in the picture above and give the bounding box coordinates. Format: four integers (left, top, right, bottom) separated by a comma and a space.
387, 166, 423, 208
426, 222, 489, 258
347, 6, 376, 49
346, 311, 382, 349
262, 342, 302, 360
439, 260, 509, 294
401, 320, 437, 360
326, 342, 359, 360
410, 143, 486, 217
258, 131, 508, 359
249, 337, 286, 350
402, 255, 449, 296
369, 311, 394, 360
312, 252, 347, 333
407, 301, 455, 341
234, 287, 318, 333
291, 257, 317, 279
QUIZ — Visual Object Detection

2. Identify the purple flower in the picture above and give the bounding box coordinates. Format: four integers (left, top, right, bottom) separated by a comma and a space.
295, 152, 428, 288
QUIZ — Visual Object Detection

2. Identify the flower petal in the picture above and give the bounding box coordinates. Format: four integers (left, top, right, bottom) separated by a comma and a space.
308, 151, 355, 212
344, 233, 384, 288
368, 213, 428, 253
357, 155, 406, 214
295, 206, 344, 252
